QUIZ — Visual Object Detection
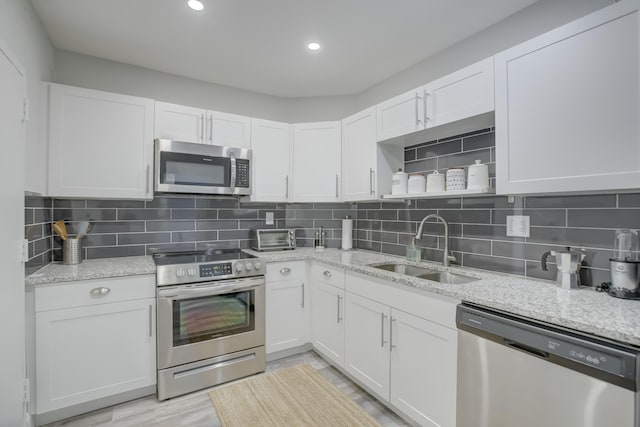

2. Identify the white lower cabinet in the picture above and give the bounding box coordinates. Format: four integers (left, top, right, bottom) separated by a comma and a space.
310, 280, 345, 367
345, 271, 459, 427
34, 276, 156, 415
265, 261, 309, 354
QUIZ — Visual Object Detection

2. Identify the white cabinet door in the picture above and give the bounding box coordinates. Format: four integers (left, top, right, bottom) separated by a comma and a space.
250, 118, 291, 202
423, 57, 494, 129
310, 281, 345, 367
292, 122, 342, 202
154, 101, 206, 143
208, 111, 251, 148
48, 84, 154, 200
342, 107, 377, 201
35, 298, 156, 413
376, 88, 423, 142
266, 279, 309, 354
495, 1, 640, 195
344, 292, 390, 400
390, 309, 457, 427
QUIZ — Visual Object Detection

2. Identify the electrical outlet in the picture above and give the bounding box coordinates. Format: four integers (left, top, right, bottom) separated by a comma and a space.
265, 212, 274, 225
506, 215, 530, 237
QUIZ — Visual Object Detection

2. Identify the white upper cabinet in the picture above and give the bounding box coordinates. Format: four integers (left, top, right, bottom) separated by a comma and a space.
48, 84, 154, 200
342, 107, 403, 201
155, 101, 251, 148
154, 101, 206, 144
376, 88, 423, 142
423, 57, 494, 129
250, 118, 291, 202
292, 121, 342, 202
495, 0, 640, 195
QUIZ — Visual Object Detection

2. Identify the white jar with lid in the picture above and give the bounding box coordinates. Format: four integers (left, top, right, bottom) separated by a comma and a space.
408, 173, 426, 193
426, 170, 445, 192
467, 160, 489, 190
391, 168, 408, 195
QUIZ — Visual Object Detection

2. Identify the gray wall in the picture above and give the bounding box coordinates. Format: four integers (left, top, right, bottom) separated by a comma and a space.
354, 0, 612, 110
0, 0, 55, 195
54, 50, 357, 123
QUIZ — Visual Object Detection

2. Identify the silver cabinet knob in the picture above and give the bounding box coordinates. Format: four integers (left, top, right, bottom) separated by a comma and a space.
280, 267, 291, 274
90, 287, 111, 296
323, 271, 332, 278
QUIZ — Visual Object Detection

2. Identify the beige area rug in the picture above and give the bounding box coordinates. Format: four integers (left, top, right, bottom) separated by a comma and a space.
209, 364, 382, 426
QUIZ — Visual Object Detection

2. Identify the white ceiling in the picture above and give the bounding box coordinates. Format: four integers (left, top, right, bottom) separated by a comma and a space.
31, 0, 538, 98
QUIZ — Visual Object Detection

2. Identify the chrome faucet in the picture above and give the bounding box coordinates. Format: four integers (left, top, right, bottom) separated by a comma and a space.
415, 214, 456, 267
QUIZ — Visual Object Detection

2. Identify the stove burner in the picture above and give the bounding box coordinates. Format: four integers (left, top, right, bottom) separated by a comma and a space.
152, 248, 257, 266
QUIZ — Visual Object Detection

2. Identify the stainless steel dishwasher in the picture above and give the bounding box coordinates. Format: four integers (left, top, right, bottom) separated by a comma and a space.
456, 303, 639, 427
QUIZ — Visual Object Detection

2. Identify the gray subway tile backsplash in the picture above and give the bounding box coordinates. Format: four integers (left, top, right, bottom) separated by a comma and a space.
22, 129, 640, 287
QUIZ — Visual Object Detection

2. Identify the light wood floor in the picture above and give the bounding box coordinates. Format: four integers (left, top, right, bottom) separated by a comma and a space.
45, 351, 410, 426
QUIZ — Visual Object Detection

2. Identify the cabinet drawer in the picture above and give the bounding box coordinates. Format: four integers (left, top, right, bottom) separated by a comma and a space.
35, 275, 155, 312
310, 263, 345, 289
266, 261, 306, 282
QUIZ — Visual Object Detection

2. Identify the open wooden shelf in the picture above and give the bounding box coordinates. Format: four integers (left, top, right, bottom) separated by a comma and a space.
381, 188, 495, 200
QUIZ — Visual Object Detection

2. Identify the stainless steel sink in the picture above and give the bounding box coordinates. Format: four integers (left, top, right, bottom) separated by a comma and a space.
370, 263, 479, 284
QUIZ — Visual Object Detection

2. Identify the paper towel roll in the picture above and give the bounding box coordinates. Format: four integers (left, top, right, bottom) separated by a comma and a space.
341, 218, 353, 250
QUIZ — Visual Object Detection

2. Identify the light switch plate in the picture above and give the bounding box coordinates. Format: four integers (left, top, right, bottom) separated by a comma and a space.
506, 215, 530, 237
265, 212, 274, 225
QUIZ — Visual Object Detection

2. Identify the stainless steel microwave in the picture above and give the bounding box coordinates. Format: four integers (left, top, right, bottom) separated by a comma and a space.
154, 139, 251, 196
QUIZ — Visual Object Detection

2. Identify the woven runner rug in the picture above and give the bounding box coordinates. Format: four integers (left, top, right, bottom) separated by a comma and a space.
209, 364, 382, 426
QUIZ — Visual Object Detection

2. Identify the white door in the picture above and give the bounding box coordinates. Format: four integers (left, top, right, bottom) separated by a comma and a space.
342, 107, 377, 201
376, 88, 423, 142
48, 84, 154, 199
423, 57, 494, 128
35, 298, 156, 413
390, 309, 458, 427
310, 281, 345, 367
0, 43, 26, 427
344, 292, 390, 400
250, 119, 291, 202
208, 111, 251, 148
495, 1, 640, 195
292, 122, 341, 202
266, 280, 309, 353
154, 101, 206, 143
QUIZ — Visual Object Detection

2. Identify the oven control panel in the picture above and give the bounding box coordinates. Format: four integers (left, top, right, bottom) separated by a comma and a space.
200, 263, 233, 277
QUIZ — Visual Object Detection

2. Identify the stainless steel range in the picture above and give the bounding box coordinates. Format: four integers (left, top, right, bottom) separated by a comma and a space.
154, 249, 266, 400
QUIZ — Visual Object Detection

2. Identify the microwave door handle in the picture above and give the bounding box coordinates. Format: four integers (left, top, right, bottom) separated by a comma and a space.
230, 157, 237, 192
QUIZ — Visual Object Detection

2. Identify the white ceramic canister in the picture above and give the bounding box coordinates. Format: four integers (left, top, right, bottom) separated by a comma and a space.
467, 160, 490, 190
446, 168, 465, 191
408, 173, 426, 193
391, 168, 408, 195
426, 170, 445, 192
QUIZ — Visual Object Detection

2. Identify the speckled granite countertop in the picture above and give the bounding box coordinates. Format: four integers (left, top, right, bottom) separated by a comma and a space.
248, 248, 640, 347
26, 248, 640, 346
25, 256, 155, 286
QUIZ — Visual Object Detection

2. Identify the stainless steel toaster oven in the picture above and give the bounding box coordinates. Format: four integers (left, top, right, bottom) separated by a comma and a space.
251, 229, 296, 251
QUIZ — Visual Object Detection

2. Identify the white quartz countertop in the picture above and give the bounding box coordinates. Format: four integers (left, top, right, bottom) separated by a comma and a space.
26, 248, 640, 346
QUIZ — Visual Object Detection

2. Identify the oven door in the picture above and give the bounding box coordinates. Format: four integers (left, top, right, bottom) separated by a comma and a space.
157, 276, 265, 370
154, 139, 251, 195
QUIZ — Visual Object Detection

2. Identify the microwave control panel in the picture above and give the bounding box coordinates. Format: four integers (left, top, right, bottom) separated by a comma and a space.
235, 159, 250, 188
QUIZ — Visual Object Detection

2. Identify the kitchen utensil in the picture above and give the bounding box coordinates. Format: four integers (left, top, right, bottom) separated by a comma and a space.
541, 247, 586, 289
314, 226, 326, 249
407, 173, 426, 193
426, 170, 445, 192
53, 220, 68, 240
445, 168, 465, 191
62, 238, 82, 265
467, 160, 490, 190
605, 229, 640, 299
391, 168, 408, 195
76, 221, 93, 240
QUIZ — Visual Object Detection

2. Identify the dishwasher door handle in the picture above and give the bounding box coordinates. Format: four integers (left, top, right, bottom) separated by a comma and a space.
504, 339, 549, 359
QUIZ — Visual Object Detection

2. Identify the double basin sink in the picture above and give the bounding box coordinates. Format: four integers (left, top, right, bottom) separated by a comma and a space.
370, 263, 478, 285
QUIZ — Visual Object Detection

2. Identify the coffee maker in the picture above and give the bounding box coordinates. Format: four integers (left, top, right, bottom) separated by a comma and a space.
603, 229, 640, 300
541, 247, 586, 290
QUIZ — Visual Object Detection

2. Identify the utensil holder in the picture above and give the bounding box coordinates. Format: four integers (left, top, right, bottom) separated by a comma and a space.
63, 239, 83, 265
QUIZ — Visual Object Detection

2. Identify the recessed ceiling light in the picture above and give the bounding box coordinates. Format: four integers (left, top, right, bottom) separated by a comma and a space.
187, 0, 204, 11
307, 42, 321, 51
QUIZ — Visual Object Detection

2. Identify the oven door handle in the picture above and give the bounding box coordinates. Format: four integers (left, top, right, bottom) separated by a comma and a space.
158, 282, 262, 300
